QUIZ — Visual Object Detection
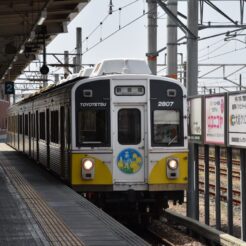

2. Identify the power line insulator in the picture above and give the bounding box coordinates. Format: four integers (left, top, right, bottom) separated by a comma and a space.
109, 0, 113, 14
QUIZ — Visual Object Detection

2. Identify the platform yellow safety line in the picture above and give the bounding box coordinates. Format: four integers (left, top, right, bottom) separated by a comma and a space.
0, 159, 86, 246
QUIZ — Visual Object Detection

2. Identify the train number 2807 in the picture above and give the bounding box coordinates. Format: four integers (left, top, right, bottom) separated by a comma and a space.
158, 101, 174, 107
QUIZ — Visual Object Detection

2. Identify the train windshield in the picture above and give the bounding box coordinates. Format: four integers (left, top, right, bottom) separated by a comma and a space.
118, 109, 141, 145
153, 110, 180, 146
77, 109, 110, 146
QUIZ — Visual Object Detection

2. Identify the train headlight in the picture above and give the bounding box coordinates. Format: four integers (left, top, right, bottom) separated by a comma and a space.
82, 159, 94, 170
166, 158, 179, 179
81, 158, 95, 180
167, 159, 178, 170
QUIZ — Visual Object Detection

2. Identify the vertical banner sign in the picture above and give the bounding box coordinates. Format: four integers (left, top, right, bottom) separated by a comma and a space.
188, 96, 203, 143
205, 95, 226, 146
228, 92, 246, 147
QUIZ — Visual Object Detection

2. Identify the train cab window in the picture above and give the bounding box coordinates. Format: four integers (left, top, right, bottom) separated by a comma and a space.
118, 109, 141, 145
77, 109, 109, 146
153, 110, 180, 146
39, 112, 45, 140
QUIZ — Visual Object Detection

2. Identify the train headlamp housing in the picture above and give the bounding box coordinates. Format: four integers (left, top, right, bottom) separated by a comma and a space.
167, 159, 178, 170
166, 158, 179, 179
81, 158, 95, 180
82, 159, 94, 170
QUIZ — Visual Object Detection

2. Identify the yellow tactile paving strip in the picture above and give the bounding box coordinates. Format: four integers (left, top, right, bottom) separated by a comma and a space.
0, 158, 85, 246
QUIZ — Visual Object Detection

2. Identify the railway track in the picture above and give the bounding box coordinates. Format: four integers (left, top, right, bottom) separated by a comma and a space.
199, 154, 240, 166
162, 210, 245, 246
127, 225, 175, 246
199, 181, 241, 205
199, 164, 240, 179
198, 154, 242, 205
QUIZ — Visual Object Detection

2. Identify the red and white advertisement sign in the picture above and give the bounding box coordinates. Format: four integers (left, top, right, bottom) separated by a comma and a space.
205, 95, 226, 145
228, 93, 246, 147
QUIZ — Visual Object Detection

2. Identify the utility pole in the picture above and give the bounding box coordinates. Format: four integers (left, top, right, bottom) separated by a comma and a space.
147, 0, 157, 75
187, 0, 198, 220
76, 27, 82, 73
167, 0, 177, 78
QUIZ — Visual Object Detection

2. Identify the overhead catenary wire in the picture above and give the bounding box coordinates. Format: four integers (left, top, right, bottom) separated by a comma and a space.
198, 40, 230, 59
82, 0, 140, 44
82, 10, 149, 55
199, 45, 246, 62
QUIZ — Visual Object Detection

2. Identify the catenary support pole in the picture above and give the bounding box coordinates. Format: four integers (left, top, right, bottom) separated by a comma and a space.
240, 149, 246, 241
167, 0, 177, 78
54, 74, 59, 84
147, 0, 157, 75
64, 51, 69, 79
215, 146, 221, 230
227, 147, 233, 235
73, 57, 77, 74
194, 143, 199, 221
76, 27, 82, 73
187, 0, 198, 219
204, 144, 210, 225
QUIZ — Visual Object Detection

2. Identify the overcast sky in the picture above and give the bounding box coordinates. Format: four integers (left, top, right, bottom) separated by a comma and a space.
26, 0, 246, 92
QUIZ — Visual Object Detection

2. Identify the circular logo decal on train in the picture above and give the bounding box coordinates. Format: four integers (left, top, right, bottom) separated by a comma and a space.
117, 148, 143, 174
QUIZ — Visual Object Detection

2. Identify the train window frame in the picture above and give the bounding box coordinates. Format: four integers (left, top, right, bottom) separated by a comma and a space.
50, 110, 59, 144
114, 86, 145, 96
118, 108, 141, 145
152, 109, 182, 146
77, 108, 110, 147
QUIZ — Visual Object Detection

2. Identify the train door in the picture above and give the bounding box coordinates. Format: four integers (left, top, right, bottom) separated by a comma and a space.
113, 106, 145, 184
46, 108, 50, 169
28, 112, 31, 156
36, 110, 39, 162
60, 106, 65, 178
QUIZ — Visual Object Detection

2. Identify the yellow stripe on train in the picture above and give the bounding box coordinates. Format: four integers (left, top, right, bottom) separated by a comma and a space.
71, 154, 113, 185
148, 153, 188, 184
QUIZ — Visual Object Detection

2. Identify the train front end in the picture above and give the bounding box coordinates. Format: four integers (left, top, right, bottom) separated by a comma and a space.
71, 59, 188, 218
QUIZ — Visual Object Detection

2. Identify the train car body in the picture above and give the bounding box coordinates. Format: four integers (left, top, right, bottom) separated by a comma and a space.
0, 100, 9, 141
7, 59, 188, 219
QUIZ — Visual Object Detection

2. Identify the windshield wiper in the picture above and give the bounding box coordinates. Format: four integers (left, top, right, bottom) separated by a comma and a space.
168, 135, 177, 146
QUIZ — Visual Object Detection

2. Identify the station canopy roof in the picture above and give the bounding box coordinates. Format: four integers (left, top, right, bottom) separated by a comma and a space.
0, 0, 89, 84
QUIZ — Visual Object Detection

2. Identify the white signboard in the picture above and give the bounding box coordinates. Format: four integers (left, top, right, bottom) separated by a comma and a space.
205, 95, 225, 145
189, 97, 202, 143
228, 93, 246, 147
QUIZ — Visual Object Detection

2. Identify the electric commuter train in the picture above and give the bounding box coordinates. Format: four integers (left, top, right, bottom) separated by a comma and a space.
7, 59, 188, 219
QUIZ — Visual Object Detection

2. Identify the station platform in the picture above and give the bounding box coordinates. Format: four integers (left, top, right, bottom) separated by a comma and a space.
0, 143, 150, 246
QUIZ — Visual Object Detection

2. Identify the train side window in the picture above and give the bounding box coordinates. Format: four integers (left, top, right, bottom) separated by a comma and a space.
118, 109, 141, 145
31, 113, 35, 138
51, 110, 59, 144
19, 115, 23, 134
39, 112, 45, 140
152, 110, 180, 146
24, 114, 28, 136
77, 109, 109, 146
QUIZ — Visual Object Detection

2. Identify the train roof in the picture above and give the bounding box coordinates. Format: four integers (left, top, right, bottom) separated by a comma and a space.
12, 59, 186, 106
90, 59, 152, 77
